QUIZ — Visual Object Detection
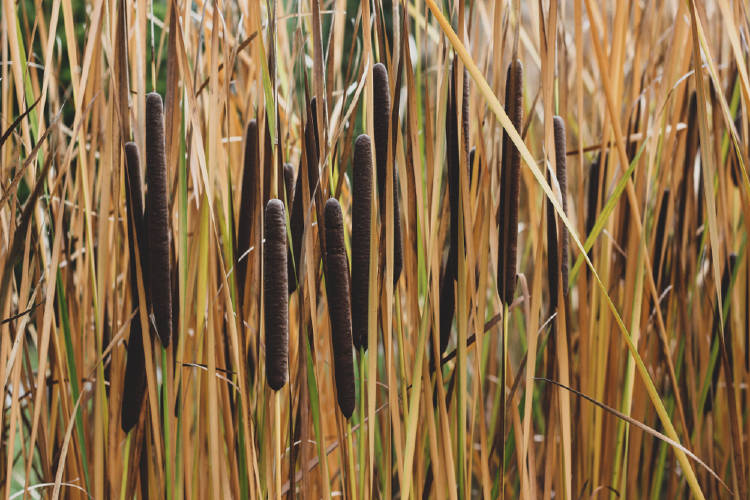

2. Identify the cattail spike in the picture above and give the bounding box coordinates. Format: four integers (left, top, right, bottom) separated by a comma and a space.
497, 60, 523, 305
373, 62, 404, 285
265, 199, 289, 391
237, 119, 259, 300
546, 168, 559, 313
324, 198, 356, 418
145, 92, 172, 347
553, 116, 569, 295
121, 318, 147, 432
351, 135, 373, 350
121, 141, 147, 433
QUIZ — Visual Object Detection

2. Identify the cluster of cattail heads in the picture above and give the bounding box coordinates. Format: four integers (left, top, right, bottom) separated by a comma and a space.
497, 60, 523, 306
264, 199, 289, 391
324, 198, 356, 418
121, 91, 174, 432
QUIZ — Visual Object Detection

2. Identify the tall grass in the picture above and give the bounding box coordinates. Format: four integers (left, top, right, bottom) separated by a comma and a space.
1, 0, 749, 498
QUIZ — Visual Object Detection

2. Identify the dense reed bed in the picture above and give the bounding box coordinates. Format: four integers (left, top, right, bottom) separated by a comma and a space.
2, 1, 750, 498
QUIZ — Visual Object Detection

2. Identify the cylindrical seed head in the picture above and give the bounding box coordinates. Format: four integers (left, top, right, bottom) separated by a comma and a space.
351, 135, 373, 350
373, 62, 403, 285
145, 92, 172, 347
264, 199, 289, 391
552, 116, 569, 296
497, 60, 523, 305
324, 198, 356, 418
236, 119, 259, 298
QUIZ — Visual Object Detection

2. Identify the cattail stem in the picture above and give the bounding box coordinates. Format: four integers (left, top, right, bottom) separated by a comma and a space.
274, 390, 282, 500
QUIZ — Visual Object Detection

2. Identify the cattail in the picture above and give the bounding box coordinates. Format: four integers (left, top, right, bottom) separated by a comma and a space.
121, 316, 146, 432
373, 62, 403, 285
497, 60, 523, 306
288, 98, 320, 294
351, 135, 373, 350
553, 116, 569, 295
283, 162, 295, 208
264, 199, 289, 391
546, 169, 559, 313
121, 141, 147, 433
145, 92, 172, 347
324, 198, 356, 418
440, 62, 471, 353
236, 119, 259, 299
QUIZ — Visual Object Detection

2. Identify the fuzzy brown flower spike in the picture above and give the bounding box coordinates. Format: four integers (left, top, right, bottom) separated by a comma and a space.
497, 60, 523, 306
236, 119, 259, 299
264, 199, 289, 391
121, 141, 147, 433
351, 135, 373, 351
324, 198, 356, 418
145, 92, 172, 347
373, 62, 403, 285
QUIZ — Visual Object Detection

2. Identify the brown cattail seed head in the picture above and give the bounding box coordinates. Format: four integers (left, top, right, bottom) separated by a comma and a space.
121, 141, 147, 433
124, 142, 146, 274
546, 169, 560, 312
145, 92, 172, 347
497, 60, 523, 305
121, 318, 147, 432
373, 62, 403, 285
324, 198, 356, 418
264, 199, 289, 391
351, 135, 373, 350
236, 119, 259, 298
553, 116, 569, 296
